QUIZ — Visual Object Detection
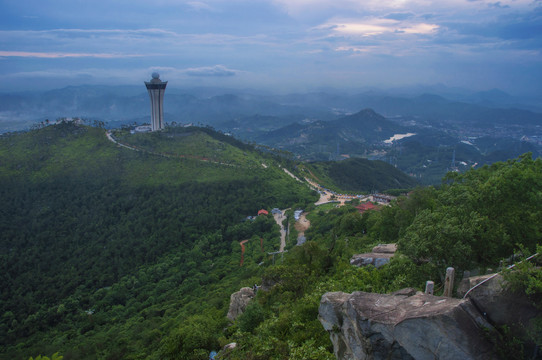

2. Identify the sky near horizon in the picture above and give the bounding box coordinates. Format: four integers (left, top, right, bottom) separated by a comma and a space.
0, 0, 541, 94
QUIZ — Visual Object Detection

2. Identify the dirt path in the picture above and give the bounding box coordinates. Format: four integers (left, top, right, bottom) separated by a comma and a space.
295, 212, 310, 240
106, 130, 139, 151
105, 130, 242, 168
239, 239, 249, 266
282, 168, 303, 182
273, 210, 288, 252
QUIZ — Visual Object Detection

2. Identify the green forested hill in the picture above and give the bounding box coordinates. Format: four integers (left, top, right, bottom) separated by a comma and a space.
2, 122, 540, 360
220, 153, 541, 360
0, 122, 317, 359
306, 157, 418, 193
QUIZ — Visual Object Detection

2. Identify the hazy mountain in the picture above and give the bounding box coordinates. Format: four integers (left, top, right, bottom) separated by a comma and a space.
255, 109, 405, 151
249, 105, 541, 184
2, 85, 541, 134
2, 84, 541, 184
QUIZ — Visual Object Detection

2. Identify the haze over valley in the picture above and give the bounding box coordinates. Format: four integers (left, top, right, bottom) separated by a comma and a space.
2, 84, 541, 184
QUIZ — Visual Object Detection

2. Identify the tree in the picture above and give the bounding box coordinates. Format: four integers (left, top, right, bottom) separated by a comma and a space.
238, 302, 265, 333
398, 208, 474, 273
398, 154, 542, 274
28, 353, 63, 360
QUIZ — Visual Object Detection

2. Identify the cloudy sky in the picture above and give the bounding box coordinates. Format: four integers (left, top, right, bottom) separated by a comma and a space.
0, 0, 541, 94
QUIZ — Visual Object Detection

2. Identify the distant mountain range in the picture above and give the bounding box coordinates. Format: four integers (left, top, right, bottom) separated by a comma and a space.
1, 85, 541, 184
1, 84, 541, 133
248, 106, 541, 184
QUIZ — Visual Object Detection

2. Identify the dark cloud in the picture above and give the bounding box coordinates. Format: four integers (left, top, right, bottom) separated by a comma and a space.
442, 7, 542, 42
0, 0, 540, 95
495, 7, 542, 40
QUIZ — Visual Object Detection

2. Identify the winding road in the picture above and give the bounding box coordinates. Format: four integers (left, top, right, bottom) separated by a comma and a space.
273, 210, 288, 252
107, 130, 321, 258
105, 130, 244, 167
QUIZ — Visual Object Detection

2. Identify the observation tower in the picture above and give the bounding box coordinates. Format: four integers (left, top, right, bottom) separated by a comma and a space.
144, 72, 167, 131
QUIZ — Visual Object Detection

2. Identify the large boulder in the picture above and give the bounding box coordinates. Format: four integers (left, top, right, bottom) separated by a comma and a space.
372, 244, 397, 254
350, 244, 397, 268
350, 252, 394, 268
319, 290, 497, 360
227, 287, 255, 321
458, 273, 540, 352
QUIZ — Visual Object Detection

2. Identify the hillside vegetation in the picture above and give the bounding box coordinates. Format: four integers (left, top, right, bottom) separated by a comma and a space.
0, 122, 317, 359
221, 153, 541, 360
1, 122, 540, 359
305, 157, 418, 193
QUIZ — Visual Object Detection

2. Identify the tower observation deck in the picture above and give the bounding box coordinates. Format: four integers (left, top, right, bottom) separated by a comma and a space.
144, 72, 167, 131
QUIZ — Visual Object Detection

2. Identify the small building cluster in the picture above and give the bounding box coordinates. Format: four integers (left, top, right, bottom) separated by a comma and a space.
130, 125, 152, 134
245, 209, 270, 221
372, 194, 395, 204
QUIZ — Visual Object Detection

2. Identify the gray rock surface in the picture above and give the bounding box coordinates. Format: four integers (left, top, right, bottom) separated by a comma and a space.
350, 252, 394, 268
227, 287, 255, 321
372, 244, 397, 254
350, 244, 397, 268
319, 290, 497, 360
458, 273, 540, 350
216, 342, 237, 360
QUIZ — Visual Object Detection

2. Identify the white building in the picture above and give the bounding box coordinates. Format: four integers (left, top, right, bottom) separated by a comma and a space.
144, 73, 167, 131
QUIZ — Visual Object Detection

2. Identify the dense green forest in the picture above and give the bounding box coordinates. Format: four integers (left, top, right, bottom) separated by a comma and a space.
1, 122, 540, 359
0, 122, 316, 359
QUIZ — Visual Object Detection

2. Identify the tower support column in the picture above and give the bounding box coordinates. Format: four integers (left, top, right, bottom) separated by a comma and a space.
144, 73, 167, 131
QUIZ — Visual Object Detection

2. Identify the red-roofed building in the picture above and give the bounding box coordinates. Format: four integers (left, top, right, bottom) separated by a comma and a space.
258, 209, 269, 216
355, 202, 378, 214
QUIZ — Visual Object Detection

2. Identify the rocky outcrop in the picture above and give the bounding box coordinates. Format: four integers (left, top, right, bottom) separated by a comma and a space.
458, 273, 540, 352
216, 342, 237, 359
371, 244, 397, 254
227, 287, 255, 321
319, 289, 497, 360
350, 243, 397, 268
